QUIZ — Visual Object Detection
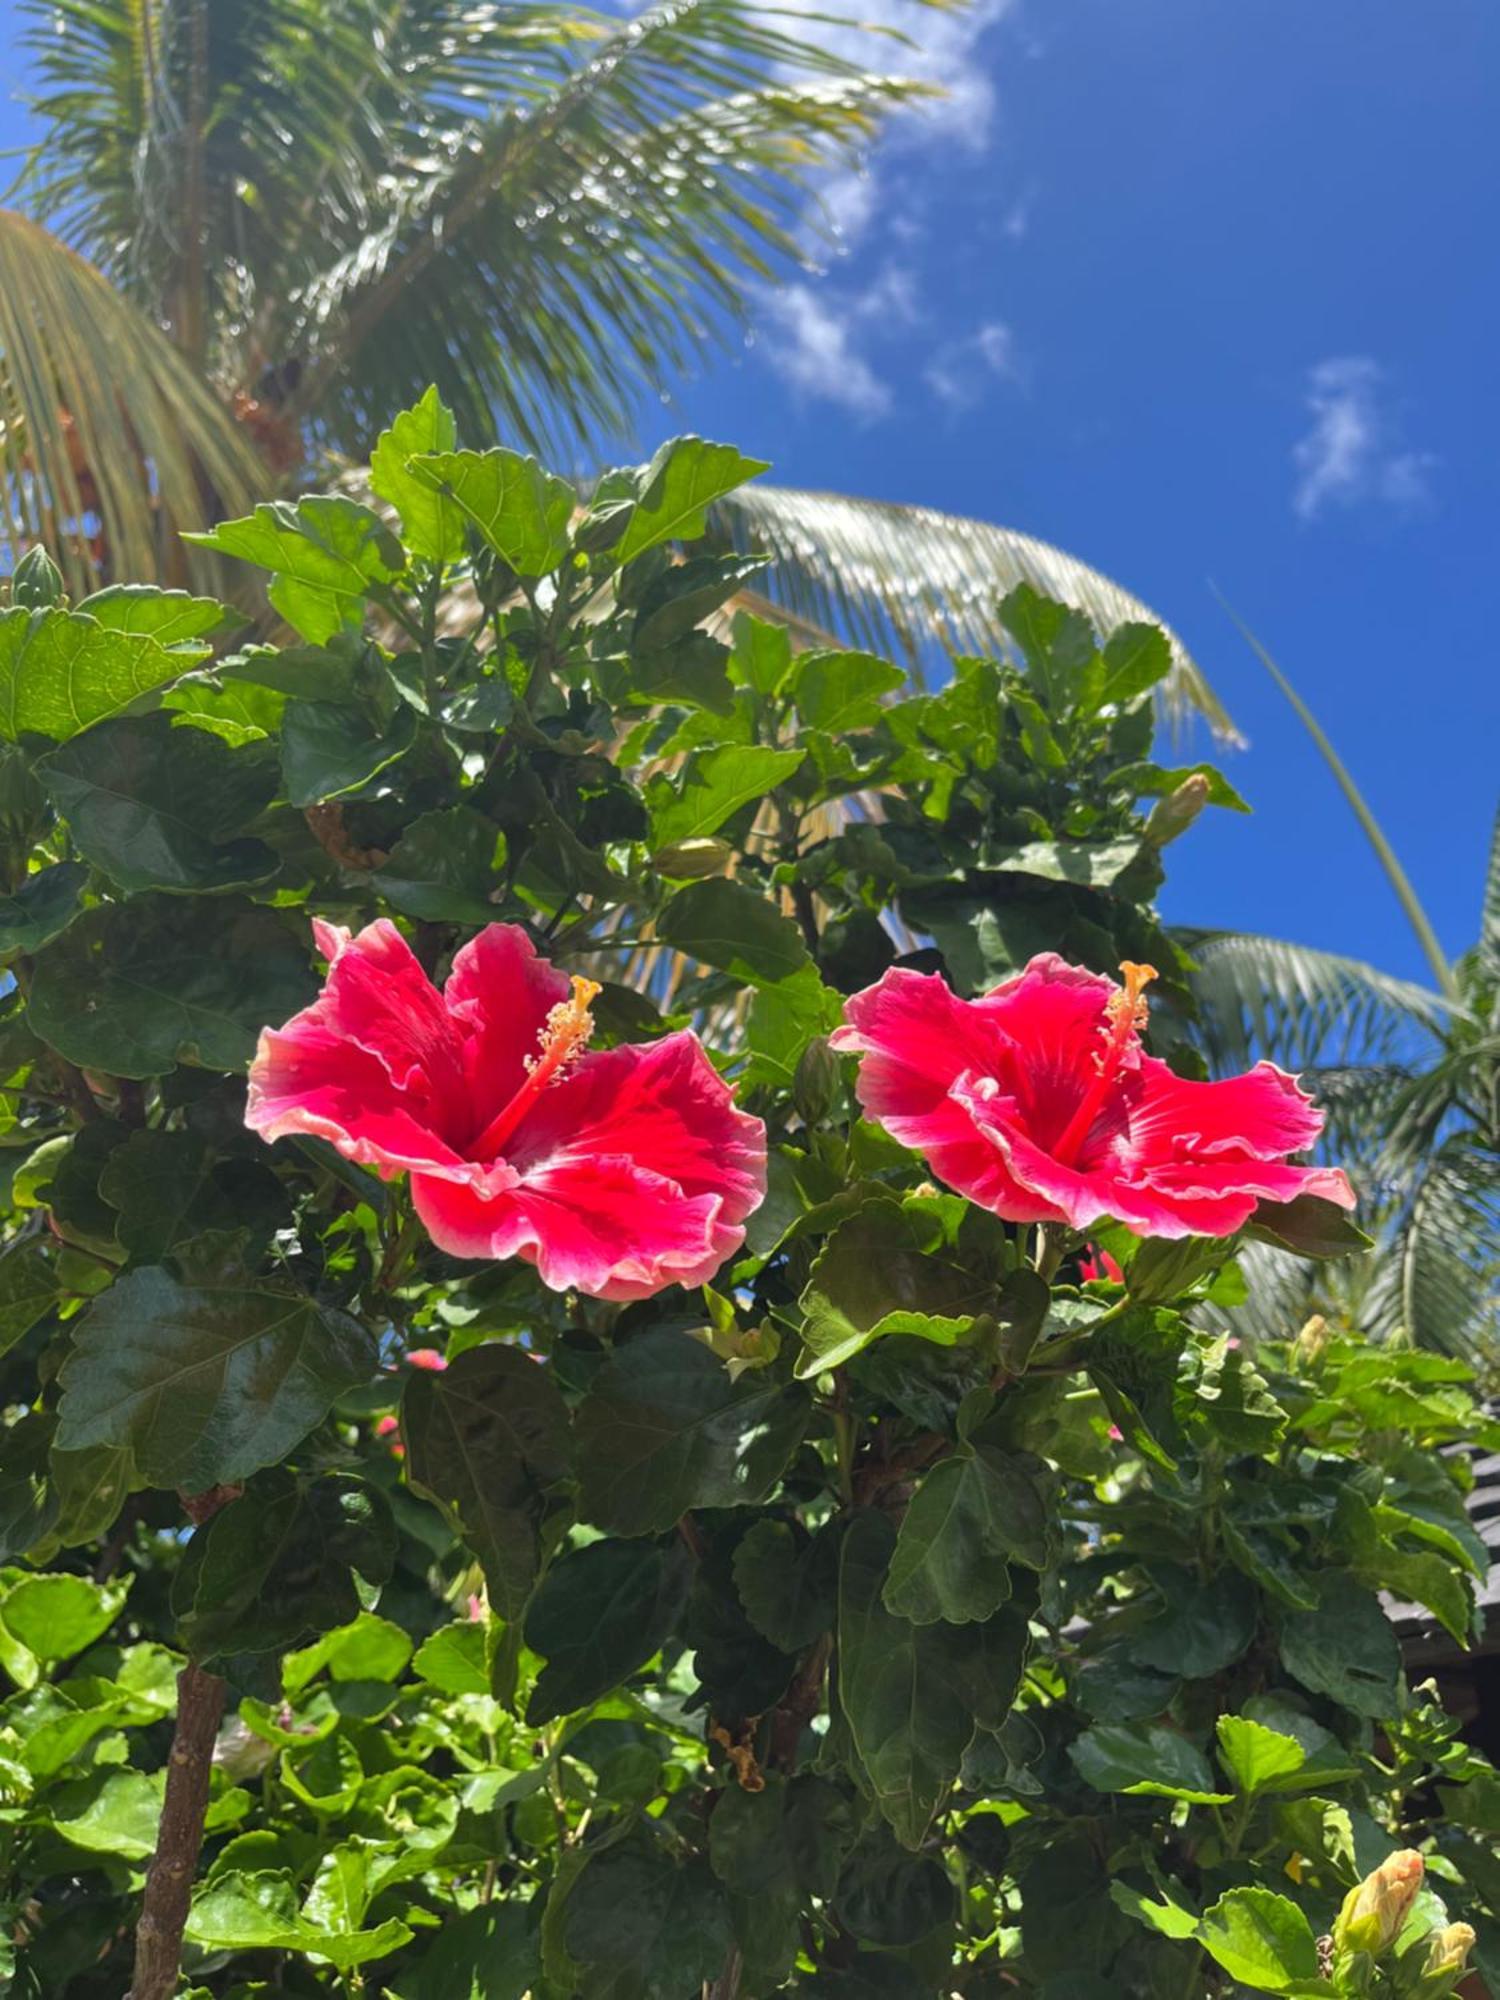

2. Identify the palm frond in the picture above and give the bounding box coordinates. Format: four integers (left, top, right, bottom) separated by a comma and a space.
0, 209, 268, 590
1480, 801, 1500, 976
1176, 929, 1452, 1079
280, 0, 926, 457
707, 483, 1240, 739
1362, 1135, 1500, 1360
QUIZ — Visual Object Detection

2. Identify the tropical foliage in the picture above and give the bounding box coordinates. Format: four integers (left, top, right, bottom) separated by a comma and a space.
0, 404, 1494, 1999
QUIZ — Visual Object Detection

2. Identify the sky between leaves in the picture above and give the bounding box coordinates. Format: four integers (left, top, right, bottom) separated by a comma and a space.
1, 0, 1495, 988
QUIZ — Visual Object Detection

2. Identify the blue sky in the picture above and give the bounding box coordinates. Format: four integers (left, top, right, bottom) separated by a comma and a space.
654, 0, 1498, 987
2, 0, 1495, 987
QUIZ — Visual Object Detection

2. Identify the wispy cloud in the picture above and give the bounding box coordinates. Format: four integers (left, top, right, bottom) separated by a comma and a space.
924, 321, 1021, 408
760, 284, 892, 420
1292, 357, 1437, 520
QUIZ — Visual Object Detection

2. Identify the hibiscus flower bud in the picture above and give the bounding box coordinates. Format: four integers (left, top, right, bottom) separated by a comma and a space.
1419, 1923, 1476, 1988
1295, 1312, 1330, 1363
1333, 1849, 1425, 1957
652, 837, 733, 879
794, 1036, 839, 1126
1144, 771, 1211, 849
10, 544, 65, 609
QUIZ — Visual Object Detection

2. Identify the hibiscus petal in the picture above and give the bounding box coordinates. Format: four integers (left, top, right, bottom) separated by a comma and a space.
1125, 1058, 1327, 1164
507, 1031, 766, 1220
443, 924, 571, 1135
412, 1157, 743, 1302
246, 1021, 468, 1176
312, 918, 469, 1128
830, 968, 1014, 1141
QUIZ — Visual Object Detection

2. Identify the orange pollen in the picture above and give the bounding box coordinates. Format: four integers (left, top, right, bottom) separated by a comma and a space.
1053, 960, 1158, 1165
471, 975, 600, 1158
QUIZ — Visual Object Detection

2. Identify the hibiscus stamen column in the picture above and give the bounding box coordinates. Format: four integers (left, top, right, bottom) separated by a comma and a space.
468, 975, 602, 1157
1049, 960, 1157, 1167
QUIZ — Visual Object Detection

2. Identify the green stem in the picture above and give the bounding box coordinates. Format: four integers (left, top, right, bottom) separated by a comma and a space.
1212, 590, 1456, 1000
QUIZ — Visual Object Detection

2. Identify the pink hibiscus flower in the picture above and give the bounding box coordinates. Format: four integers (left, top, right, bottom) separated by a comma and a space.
829, 953, 1354, 1240
247, 920, 766, 1301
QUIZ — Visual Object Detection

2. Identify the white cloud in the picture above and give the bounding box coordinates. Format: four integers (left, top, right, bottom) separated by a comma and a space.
1292, 356, 1437, 520
777, 0, 1019, 152
924, 320, 1022, 408
760, 284, 892, 419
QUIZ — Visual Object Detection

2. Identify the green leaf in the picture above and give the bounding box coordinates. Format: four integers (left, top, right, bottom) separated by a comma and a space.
0, 861, 87, 960
56, 1261, 377, 1489
98, 1129, 285, 1262
1097, 622, 1173, 707
0, 1412, 59, 1560
173, 1470, 395, 1660
729, 612, 793, 696
407, 1905, 542, 2000
657, 877, 809, 985
837, 1510, 980, 1847
1114, 760, 1250, 812
0, 1243, 60, 1357
184, 497, 402, 644
1109, 1878, 1201, 1941
732, 1518, 839, 1652
648, 744, 804, 849
560, 1835, 733, 1995
797, 1202, 990, 1377
0, 606, 187, 742
283, 1611, 412, 1692
78, 584, 233, 651
411, 1621, 491, 1697
1, 1572, 128, 1661
791, 650, 906, 732
1069, 1721, 1232, 1804
525, 1537, 692, 1724
1247, 1194, 1373, 1260
1215, 1715, 1308, 1795
1131, 1568, 1257, 1679
742, 964, 845, 1093
409, 449, 574, 576
982, 836, 1147, 888
575, 1328, 808, 1536
27, 895, 317, 1079
40, 715, 278, 895
403, 1344, 570, 1619
280, 696, 417, 807
373, 807, 506, 923
883, 1446, 1052, 1625
1276, 1574, 1402, 1718
50, 1767, 165, 1860
370, 387, 465, 565
1197, 1887, 1326, 1994
612, 438, 768, 563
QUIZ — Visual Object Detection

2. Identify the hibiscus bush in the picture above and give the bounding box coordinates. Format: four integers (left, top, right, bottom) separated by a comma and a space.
0, 396, 1496, 2000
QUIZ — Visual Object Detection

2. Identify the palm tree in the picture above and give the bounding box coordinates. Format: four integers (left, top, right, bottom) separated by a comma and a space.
0, 0, 918, 587
1180, 624, 1499, 1364
0, 0, 1240, 739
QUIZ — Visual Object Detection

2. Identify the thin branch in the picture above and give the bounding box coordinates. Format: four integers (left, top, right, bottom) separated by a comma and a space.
126, 1659, 226, 2000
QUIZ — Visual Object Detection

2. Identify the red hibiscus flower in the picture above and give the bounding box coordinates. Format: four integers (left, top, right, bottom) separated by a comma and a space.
1078, 1246, 1125, 1284
247, 920, 765, 1301
829, 953, 1354, 1239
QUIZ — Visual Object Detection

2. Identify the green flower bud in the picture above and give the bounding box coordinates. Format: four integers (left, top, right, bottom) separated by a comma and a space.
652, 837, 733, 880
1333, 1849, 1425, 1957
793, 1035, 839, 1127
11, 545, 64, 610
1144, 771, 1211, 849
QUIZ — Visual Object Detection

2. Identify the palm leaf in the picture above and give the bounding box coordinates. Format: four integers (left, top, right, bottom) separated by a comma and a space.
708, 483, 1239, 737
279, 0, 928, 455
1175, 929, 1451, 1078
1362, 1135, 1500, 1360
0, 210, 268, 590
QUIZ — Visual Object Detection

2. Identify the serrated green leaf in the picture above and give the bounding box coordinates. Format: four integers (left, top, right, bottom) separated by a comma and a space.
525, 1537, 692, 1724
370, 388, 464, 564
374, 806, 506, 923
185, 497, 402, 643
612, 438, 767, 563
40, 714, 278, 894
648, 744, 804, 849
0, 861, 87, 960
0, 606, 187, 742
28, 895, 316, 1079
1069, 1721, 1232, 1804
1197, 1887, 1326, 1994
403, 1344, 570, 1619
575, 1328, 807, 1536
409, 448, 574, 576
57, 1263, 377, 1489
657, 877, 809, 985
883, 1445, 1052, 1625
